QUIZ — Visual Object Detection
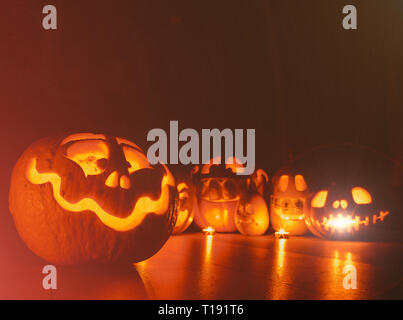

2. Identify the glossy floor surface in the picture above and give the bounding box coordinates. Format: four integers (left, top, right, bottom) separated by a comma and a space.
1, 232, 402, 300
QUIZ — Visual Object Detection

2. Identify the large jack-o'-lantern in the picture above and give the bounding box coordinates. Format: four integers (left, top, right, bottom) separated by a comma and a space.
305, 182, 390, 240
9, 133, 177, 265
270, 167, 310, 235
192, 158, 269, 235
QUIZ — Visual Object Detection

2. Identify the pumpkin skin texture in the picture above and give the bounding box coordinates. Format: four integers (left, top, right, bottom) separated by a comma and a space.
235, 194, 270, 236
9, 134, 177, 265
305, 182, 389, 240
192, 161, 246, 233
172, 181, 197, 234
270, 167, 310, 236
291, 144, 396, 240
192, 158, 270, 233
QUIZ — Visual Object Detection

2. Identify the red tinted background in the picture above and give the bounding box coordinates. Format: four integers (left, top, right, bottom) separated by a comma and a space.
0, 0, 401, 298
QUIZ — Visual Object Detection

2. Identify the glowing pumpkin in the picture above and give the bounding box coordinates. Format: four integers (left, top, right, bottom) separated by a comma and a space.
235, 193, 270, 236
192, 157, 269, 234
270, 167, 310, 235
9, 133, 177, 265
305, 183, 390, 240
172, 181, 197, 234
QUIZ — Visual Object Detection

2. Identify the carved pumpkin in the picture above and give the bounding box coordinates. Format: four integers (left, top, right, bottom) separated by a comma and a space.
172, 181, 197, 234
293, 144, 395, 240
270, 167, 310, 235
9, 133, 177, 265
235, 193, 270, 236
305, 182, 390, 240
192, 157, 269, 234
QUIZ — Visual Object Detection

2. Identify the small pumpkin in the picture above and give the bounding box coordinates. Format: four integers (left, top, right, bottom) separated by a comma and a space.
270, 166, 310, 235
9, 133, 177, 265
235, 193, 270, 236
192, 157, 269, 234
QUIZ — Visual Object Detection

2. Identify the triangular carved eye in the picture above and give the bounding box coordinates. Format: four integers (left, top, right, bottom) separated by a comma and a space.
311, 190, 328, 208
65, 140, 109, 176
279, 175, 289, 192
295, 174, 307, 191
352, 187, 372, 204
123, 146, 151, 174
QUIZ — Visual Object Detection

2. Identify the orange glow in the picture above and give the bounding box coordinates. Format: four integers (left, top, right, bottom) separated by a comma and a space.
177, 182, 189, 200
294, 175, 307, 191
277, 228, 287, 235
177, 182, 188, 193
373, 210, 389, 224
311, 190, 328, 208
200, 156, 245, 175
352, 187, 372, 204
116, 137, 142, 150
123, 146, 151, 174
26, 158, 174, 232
65, 140, 109, 176
235, 194, 269, 236
178, 191, 189, 200
105, 171, 119, 188
270, 171, 309, 236
225, 157, 245, 175
346, 252, 353, 265
272, 200, 305, 221
120, 175, 131, 189
318, 210, 389, 232
325, 214, 357, 231
275, 228, 290, 239
277, 238, 286, 268
202, 226, 216, 235
279, 175, 289, 192
255, 169, 269, 183
253, 169, 269, 195
173, 182, 195, 234
331, 200, 348, 209
61, 133, 106, 145
333, 250, 340, 268
176, 209, 190, 226
205, 233, 214, 256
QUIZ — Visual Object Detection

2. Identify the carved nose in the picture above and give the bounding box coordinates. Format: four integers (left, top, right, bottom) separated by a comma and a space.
333, 200, 348, 209
120, 175, 131, 189
105, 171, 131, 189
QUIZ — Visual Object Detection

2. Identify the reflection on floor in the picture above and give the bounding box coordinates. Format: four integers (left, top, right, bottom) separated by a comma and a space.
1, 233, 402, 299
136, 233, 403, 300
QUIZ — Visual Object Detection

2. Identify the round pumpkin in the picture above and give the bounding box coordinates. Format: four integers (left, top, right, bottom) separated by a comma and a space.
192, 158, 247, 232
192, 157, 270, 234
9, 133, 177, 265
235, 193, 270, 236
306, 182, 390, 240
270, 166, 310, 235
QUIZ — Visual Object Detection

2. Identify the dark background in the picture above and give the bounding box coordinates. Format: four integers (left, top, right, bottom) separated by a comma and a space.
0, 0, 402, 287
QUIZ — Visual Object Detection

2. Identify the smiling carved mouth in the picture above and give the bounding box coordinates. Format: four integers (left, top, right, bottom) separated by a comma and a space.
200, 197, 240, 202
26, 158, 175, 232
275, 211, 305, 221
313, 211, 390, 232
